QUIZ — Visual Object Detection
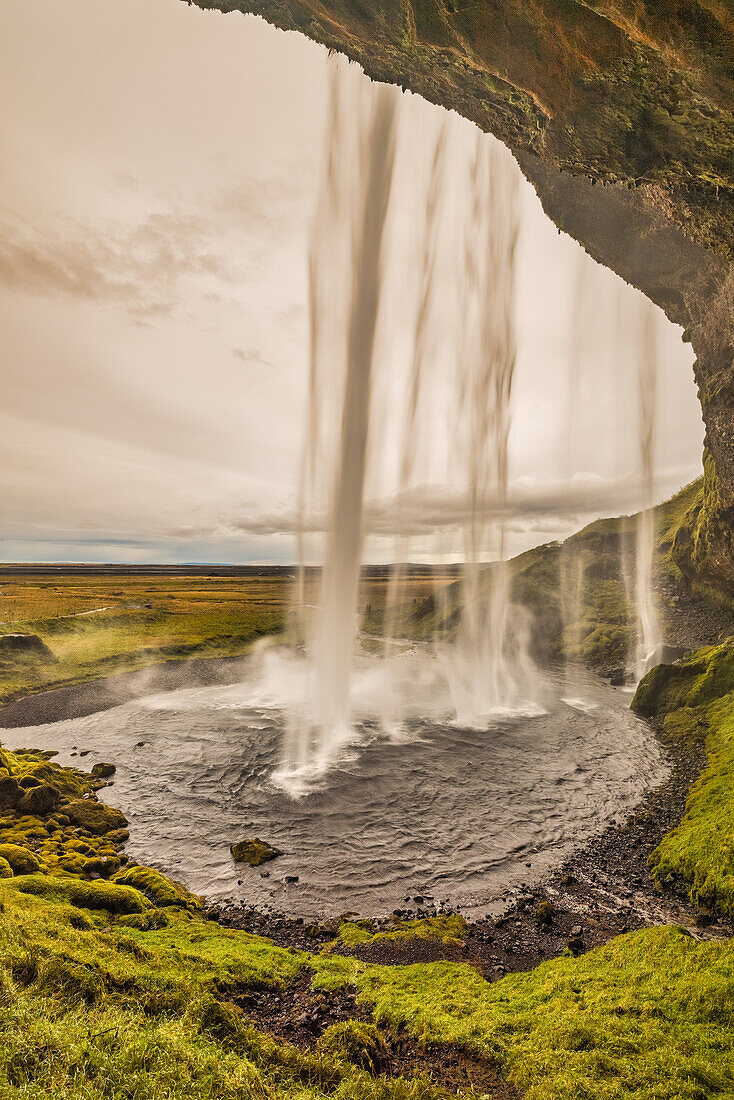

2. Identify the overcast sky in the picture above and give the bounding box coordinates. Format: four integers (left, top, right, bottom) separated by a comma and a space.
0, 0, 704, 564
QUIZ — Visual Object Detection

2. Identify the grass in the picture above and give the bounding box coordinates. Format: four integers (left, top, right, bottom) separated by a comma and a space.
357, 927, 734, 1100
1, 884, 734, 1099
0, 618, 734, 1095
0, 570, 456, 705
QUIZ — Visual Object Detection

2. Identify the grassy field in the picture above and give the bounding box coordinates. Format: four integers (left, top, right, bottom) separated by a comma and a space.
0, 570, 457, 706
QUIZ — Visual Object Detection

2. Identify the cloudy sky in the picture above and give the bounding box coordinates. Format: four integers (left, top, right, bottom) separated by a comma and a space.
0, 0, 704, 564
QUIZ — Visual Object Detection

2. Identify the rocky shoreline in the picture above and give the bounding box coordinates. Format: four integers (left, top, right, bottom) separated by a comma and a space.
217, 710, 729, 976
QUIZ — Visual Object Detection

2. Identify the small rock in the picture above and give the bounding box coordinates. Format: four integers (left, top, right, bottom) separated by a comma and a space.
230, 838, 283, 866
91, 762, 116, 778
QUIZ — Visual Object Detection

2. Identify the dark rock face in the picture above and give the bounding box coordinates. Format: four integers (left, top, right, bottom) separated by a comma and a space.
186, 0, 734, 592
0, 634, 55, 663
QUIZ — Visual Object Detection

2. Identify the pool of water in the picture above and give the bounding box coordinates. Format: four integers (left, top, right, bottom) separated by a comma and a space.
2, 656, 665, 917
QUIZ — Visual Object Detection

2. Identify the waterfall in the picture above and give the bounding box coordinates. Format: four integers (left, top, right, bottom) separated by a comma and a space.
440, 133, 537, 725
632, 298, 661, 678
278, 65, 399, 785
278, 70, 541, 789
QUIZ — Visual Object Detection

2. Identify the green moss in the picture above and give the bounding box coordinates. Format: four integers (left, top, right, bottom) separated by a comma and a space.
651, 694, 734, 915
316, 1020, 387, 1073
230, 838, 282, 866
632, 637, 734, 717
355, 925, 734, 1099
117, 907, 175, 931
5, 874, 151, 914
0, 857, 12, 879
1, 876, 734, 1098
63, 799, 128, 836
0, 843, 41, 875
112, 865, 203, 911
334, 914, 468, 949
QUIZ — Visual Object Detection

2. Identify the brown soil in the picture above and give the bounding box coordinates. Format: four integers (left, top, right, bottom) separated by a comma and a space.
222, 969, 519, 1097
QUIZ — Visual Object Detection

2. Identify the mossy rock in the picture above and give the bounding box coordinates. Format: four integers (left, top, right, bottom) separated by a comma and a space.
112, 865, 202, 911
317, 1020, 387, 1073
0, 776, 22, 811
82, 855, 122, 878
17, 783, 61, 817
535, 900, 556, 926
91, 763, 116, 779
7, 873, 150, 914
0, 857, 13, 879
633, 638, 734, 718
0, 843, 42, 875
63, 799, 127, 836
117, 907, 174, 931
230, 838, 282, 866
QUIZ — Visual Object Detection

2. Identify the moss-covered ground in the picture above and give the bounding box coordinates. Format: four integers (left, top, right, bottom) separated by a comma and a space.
2, 879, 734, 1098
634, 637, 734, 917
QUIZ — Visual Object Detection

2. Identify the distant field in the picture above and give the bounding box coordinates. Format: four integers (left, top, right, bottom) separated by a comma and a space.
0, 568, 457, 705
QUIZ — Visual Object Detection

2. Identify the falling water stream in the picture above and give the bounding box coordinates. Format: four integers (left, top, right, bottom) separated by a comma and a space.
633, 299, 662, 677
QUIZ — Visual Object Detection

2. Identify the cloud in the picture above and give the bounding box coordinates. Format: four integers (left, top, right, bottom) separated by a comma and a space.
0, 205, 243, 318
166, 470, 691, 545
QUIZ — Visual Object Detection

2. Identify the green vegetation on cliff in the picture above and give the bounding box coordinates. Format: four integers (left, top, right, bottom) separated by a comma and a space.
397, 478, 715, 674
633, 637, 734, 916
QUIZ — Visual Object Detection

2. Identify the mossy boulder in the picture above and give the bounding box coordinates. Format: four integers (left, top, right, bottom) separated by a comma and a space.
17, 783, 61, 816
0, 857, 13, 879
0, 633, 55, 664
0, 776, 22, 811
7, 873, 150, 914
91, 762, 116, 779
535, 900, 556, 927
0, 844, 42, 875
112, 865, 202, 911
63, 799, 127, 836
117, 907, 174, 931
633, 638, 734, 718
230, 838, 282, 866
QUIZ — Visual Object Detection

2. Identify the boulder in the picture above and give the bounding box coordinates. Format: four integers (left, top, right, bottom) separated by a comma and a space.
0, 776, 22, 811
91, 763, 116, 778
230, 838, 283, 866
0, 843, 41, 875
18, 784, 61, 816
63, 799, 127, 836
